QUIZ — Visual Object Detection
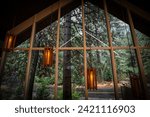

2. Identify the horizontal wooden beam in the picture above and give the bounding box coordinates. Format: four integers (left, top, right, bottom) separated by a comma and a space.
59, 47, 83, 50
140, 46, 150, 49
113, 0, 150, 21
59, 47, 111, 50
13, 46, 150, 51
14, 47, 110, 51
113, 46, 136, 49
9, 0, 74, 35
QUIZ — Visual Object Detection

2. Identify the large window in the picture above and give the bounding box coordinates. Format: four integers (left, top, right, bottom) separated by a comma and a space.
1, 2, 150, 100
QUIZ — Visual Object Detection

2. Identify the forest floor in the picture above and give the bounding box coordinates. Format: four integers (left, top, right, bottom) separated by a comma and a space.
88, 82, 117, 100
78, 82, 123, 100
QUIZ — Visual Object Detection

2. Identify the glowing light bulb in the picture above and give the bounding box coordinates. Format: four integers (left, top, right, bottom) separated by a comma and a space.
7, 36, 13, 49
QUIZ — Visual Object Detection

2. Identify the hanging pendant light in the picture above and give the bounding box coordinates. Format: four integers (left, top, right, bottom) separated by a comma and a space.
87, 68, 97, 90
43, 47, 53, 67
4, 33, 16, 51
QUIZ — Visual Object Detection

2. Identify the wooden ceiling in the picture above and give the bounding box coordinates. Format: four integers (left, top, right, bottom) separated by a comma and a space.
0, 0, 150, 47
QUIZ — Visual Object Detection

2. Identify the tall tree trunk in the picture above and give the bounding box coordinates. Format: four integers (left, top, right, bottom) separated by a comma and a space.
63, 13, 72, 100
96, 50, 103, 83
94, 25, 103, 83
27, 36, 40, 99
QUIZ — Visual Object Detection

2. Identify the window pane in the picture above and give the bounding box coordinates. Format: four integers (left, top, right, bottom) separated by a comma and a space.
141, 49, 150, 99
85, 3, 108, 47
109, 15, 133, 46
115, 49, 140, 99
60, 6, 83, 47
135, 29, 150, 46
87, 50, 115, 100
1, 51, 27, 99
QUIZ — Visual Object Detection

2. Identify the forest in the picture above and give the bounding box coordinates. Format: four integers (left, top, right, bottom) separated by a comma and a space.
1, 2, 150, 100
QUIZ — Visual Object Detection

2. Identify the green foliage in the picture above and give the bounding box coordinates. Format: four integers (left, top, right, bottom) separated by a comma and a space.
35, 76, 54, 85
72, 91, 81, 100
35, 76, 51, 99
57, 89, 81, 100
15, 86, 23, 96
104, 70, 113, 81
36, 86, 50, 100
57, 89, 63, 100
142, 49, 150, 78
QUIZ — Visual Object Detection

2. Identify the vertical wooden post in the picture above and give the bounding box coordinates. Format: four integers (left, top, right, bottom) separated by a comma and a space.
0, 52, 7, 76
103, 0, 119, 99
24, 16, 36, 99
0, 51, 7, 98
81, 0, 88, 99
127, 9, 147, 99
54, 1, 61, 99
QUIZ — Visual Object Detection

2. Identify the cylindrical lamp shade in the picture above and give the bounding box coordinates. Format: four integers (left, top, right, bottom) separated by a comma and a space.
87, 68, 97, 90
43, 47, 53, 67
4, 34, 16, 51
